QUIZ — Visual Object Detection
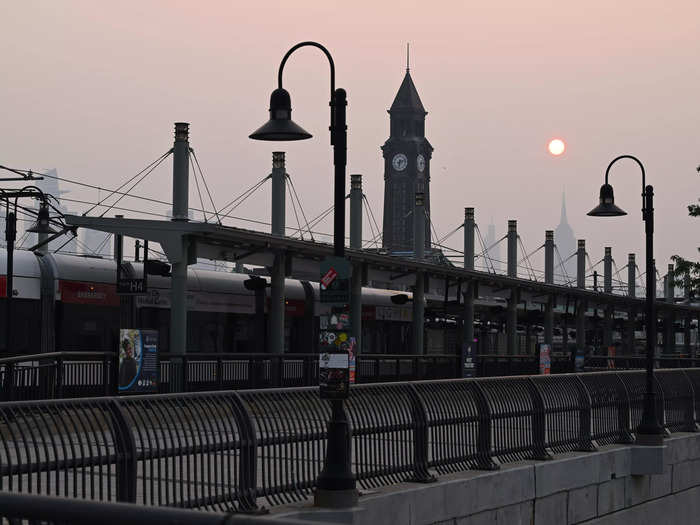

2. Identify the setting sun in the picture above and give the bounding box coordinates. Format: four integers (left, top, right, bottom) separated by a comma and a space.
548, 138, 565, 156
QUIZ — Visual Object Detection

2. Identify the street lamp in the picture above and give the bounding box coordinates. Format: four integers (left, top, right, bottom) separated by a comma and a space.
2, 188, 56, 355
249, 41, 357, 507
588, 155, 664, 445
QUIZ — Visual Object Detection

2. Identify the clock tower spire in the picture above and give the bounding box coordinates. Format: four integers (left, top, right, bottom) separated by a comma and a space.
381, 66, 433, 253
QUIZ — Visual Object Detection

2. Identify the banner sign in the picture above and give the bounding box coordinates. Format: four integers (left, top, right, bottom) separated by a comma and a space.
539, 344, 551, 375
461, 342, 475, 378
119, 329, 159, 394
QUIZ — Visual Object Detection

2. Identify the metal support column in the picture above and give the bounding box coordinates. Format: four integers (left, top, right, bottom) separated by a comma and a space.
664, 263, 675, 355
603, 247, 613, 348
576, 240, 586, 359
626, 253, 637, 353
349, 174, 363, 354
506, 220, 517, 354
463, 208, 475, 371
170, 123, 190, 391
413, 192, 426, 355
544, 230, 554, 348
269, 152, 286, 356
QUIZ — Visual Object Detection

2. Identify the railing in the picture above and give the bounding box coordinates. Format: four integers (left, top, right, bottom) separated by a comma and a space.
0, 491, 327, 525
0, 352, 461, 401
1, 369, 699, 513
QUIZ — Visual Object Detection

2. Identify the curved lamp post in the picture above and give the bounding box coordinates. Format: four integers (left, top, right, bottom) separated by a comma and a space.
588, 155, 664, 445
250, 41, 356, 507
2, 187, 56, 355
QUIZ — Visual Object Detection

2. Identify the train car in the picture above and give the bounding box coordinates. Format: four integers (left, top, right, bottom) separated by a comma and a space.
0, 249, 416, 356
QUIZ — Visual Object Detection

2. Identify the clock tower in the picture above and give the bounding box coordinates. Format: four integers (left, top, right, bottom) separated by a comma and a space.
381, 66, 433, 253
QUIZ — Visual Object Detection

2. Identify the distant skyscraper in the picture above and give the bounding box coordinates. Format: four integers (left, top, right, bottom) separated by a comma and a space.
484, 219, 502, 272
554, 192, 577, 284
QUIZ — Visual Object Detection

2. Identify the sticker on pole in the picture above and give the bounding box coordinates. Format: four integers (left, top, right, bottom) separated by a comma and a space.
319, 351, 350, 400
539, 343, 551, 375
320, 256, 351, 303
321, 267, 338, 289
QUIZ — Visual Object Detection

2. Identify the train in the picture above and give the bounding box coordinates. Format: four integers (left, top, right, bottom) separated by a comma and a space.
0, 248, 432, 356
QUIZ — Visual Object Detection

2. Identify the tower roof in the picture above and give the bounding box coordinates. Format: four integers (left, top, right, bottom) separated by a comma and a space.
390, 71, 426, 114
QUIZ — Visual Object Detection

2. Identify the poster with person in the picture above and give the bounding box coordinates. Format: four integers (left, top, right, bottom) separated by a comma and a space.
119, 329, 159, 394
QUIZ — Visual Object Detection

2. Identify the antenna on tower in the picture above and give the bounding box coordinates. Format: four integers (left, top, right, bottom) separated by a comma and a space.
406, 42, 410, 72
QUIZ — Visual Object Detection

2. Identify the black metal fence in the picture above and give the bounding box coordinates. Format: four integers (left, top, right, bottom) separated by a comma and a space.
4, 351, 700, 402
1, 369, 699, 513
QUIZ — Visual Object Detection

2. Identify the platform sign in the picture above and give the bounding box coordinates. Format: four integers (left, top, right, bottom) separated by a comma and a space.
319, 351, 349, 399
539, 344, 551, 375
461, 342, 476, 378
320, 256, 351, 304
119, 329, 159, 394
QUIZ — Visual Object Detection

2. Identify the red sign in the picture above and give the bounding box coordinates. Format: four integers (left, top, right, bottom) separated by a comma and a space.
59, 281, 119, 306
320, 268, 338, 289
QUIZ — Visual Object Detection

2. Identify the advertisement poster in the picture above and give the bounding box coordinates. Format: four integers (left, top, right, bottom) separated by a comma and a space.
119, 329, 159, 394
539, 344, 551, 375
319, 351, 349, 400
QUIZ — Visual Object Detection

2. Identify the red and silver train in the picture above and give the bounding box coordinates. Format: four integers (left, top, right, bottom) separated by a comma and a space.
0, 249, 426, 356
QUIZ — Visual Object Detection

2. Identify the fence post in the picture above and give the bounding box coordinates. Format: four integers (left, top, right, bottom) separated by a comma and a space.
574, 376, 598, 451
217, 355, 223, 391
230, 393, 263, 513
472, 381, 500, 470
6, 363, 15, 401
613, 374, 635, 443
102, 355, 111, 397
405, 384, 436, 482
109, 399, 137, 503
653, 374, 672, 436
681, 370, 700, 432
527, 378, 553, 460
55, 356, 64, 399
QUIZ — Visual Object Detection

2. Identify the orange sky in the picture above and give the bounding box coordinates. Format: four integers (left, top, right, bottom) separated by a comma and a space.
1, 0, 698, 275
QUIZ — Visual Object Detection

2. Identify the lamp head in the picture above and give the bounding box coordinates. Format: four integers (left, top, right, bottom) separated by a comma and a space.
249, 88, 312, 141
587, 183, 627, 217
27, 201, 58, 234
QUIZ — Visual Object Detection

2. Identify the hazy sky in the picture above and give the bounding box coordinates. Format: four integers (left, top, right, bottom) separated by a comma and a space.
2, 1, 698, 278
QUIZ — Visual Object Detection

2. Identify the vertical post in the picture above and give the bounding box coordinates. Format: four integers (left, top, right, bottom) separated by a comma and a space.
463, 208, 475, 373
315, 86, 357, 507
270, 152, 286, 359
626, 253, 637, 354
544, 230, 554, 348
507, 220, 517, 354
603, 247, 613, 349
576, 240, 586, 359
628, 254, 637, 297
413, 192, 425, 355
664, 263, 675, 355
169, 123, 190, 392
637, 185, 663, 444
4, 209, 16, 355
350, 174, 363, 354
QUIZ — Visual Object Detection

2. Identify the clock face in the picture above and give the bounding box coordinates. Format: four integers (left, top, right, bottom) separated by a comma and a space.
417, 154, 425, 173
392, 153, 408, 172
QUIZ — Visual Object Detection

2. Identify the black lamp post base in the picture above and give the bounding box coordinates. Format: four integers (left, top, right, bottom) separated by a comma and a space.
635, 432, 664, 446
314, 488, 359, 508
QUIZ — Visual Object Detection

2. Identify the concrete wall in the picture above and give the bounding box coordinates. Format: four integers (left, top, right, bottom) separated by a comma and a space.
273, 433, 700, 525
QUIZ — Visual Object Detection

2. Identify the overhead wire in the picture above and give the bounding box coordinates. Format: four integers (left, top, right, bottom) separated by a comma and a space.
190, 148, 221, 225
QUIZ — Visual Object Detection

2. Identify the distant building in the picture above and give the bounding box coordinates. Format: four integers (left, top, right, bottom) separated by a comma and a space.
381, 66, 433, 254
554, 193, 577, 284
484, 219, 502, 273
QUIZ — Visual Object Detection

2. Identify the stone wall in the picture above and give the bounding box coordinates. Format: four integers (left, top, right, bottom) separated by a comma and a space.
273, 432, 700, 525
